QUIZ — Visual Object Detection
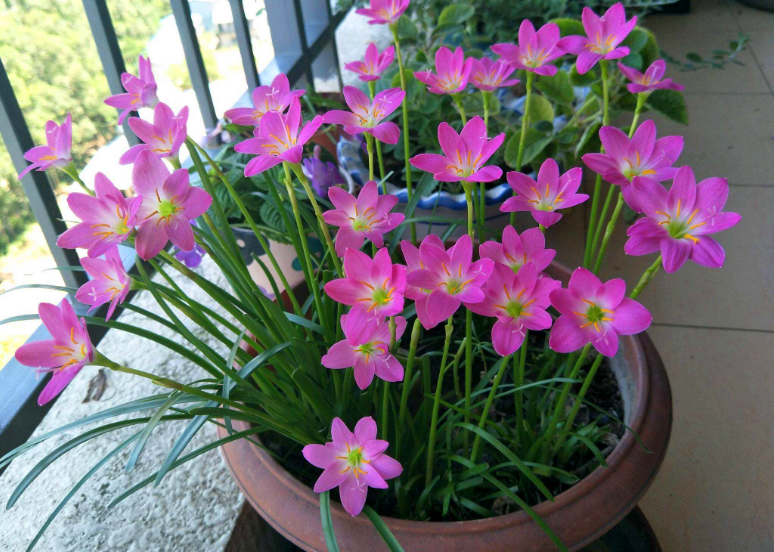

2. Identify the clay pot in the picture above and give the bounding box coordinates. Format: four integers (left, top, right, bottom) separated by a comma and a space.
218, 261, 672, 551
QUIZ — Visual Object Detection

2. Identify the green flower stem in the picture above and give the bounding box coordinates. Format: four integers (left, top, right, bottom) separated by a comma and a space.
515, 332, 528, 448
583, 60, 610, 268
289, 163, 343, 278
397, 318, 422, 437
542, 343, 591, 462
482, 90, 491, 129
591, 94, 648, 274
462, 181, 476, 454
551, 352, 605, 458
282, 162, 327, 334
452, 93, 467, 125
191, 139, 304, 317
511, 70, 535, 227
426, 317, 454, 487
470, 354, 513, 462
451, 337, 466, 402
365, 131, 375, 182
463, 181, 475, 240
381, 380, 390, 440
168, 156, 181, 170
630, 255, 662, 300
368, 81, 387, 188
62, 162, 94, 196
390, 24, 416, 245
480, 91, 489, 239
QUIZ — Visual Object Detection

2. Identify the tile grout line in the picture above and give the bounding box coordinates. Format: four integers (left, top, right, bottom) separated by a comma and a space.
652, 322, 774, 334
744, 38, 774, 96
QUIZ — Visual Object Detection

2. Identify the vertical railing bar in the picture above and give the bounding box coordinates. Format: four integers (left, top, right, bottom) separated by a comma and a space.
81, 0, 139, 146
291, 0, 315, 90
0, 59, 86, 289
228, 0, 261, 91
324, 0, 344, 90
169, 0, 218, 130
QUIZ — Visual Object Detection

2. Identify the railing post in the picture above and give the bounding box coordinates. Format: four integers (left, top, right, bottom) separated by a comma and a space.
262, 0, 309, 87
81, 0, 139, 145
169, 0, 218, 130
301, 0, 343, 92
0, 59, 86, 289
228, 0, 261, 91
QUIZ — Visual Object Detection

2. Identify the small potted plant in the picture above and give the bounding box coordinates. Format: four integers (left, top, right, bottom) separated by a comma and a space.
3, 2, 739, 551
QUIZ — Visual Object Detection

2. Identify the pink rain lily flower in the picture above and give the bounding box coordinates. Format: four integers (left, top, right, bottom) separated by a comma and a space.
400, 234, 443, 329
618, 60, 684, 94
468, 57, 520, 91
344, 43, 396, 82
104, 56, 159, 124
557, 3, 637, 74
405, 234, 494, 330
626, 167, 741, 273
468, 263, 559, 356
501, 158, 587, 228
235, 98, 324, 175
355, 0, 410, 25
15, 299, 95, 405
132, 150, 212, 260
76, 247, 131, 321
491, 21, 565, 76
224, 73, 304, 127
322, 309, 407, 389
414, 47, 474, 95
323, 86, 404, 145
410, 116, 505, 183
302, 417, 402, 517
57, 172, 141, 258
582, 120, 683, 212
120, 102, 189, 165
480, 225, 556, 274
323, 180, 405, 256
324, 247, 406, 318
550, 268, 652, 357
18, 114, 72, 179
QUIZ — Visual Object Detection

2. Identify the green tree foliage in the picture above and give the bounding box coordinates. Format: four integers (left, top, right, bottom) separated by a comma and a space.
0, 0, 170, 255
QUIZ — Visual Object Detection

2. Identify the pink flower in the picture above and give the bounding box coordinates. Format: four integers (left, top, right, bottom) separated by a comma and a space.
405, 234, 494, 330
549, 268, 652, 357
625, 167, 741, 273
120, 102, 189, 164
468, 263, 559, 356
480, 225, 556, 274
558, 3, 637, 74
224, 74, 304, 127
18, 114, 72, 179
323, 180, 405, 256
132, 150, 212, 260
355, 0, 410, 25
491, 21, 565, 76
322, 309, 407, 389
302, 417, 402, 517
468, 57, 519, 91
414, 47, 474, 95
501, 158, 587, 228
15, 299, 94, 405
344, 43, 396, 82
410, 116, 505, 183
324, 248, 406, 318
323, 86, 404, 145
618, 60, 684, 94
582, 120, 683, 212
76, 247, 131, 320
104, 56, 159, 124
235, 98, 324, 175
57, 173, 141, 258
400, 234, 443, 329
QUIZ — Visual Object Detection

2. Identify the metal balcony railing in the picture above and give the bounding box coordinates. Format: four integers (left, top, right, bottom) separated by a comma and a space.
0, 0, 347, 464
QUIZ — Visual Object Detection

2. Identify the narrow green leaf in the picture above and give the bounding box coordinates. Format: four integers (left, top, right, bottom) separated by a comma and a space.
363, 506, 406, 552
125, 393, 181, 472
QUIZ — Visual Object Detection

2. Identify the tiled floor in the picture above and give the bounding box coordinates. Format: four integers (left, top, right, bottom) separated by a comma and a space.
553, 1, 774, 549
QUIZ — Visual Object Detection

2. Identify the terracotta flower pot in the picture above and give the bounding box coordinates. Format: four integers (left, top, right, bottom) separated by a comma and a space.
218, 261, 672, 551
